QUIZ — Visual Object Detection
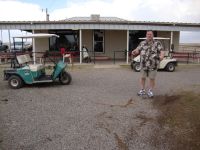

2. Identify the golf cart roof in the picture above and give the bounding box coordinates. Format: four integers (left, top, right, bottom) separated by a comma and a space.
139, 37, 170, 40
13, 33, 59, 39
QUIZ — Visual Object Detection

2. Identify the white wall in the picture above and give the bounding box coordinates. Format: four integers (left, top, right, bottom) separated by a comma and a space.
82, 29, 127, 59
105, 30, 127, 58
35, 38, 49, 53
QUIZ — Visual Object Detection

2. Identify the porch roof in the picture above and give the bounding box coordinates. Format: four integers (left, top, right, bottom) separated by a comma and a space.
0, 18, 200, 31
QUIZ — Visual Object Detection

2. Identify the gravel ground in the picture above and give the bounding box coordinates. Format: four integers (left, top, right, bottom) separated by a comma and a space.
0, 65, 200, 150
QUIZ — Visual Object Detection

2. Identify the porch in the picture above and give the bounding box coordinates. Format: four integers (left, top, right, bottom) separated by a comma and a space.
33, 29, 179, 64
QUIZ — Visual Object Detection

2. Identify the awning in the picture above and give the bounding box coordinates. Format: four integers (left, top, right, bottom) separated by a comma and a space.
12, 33, 59, 38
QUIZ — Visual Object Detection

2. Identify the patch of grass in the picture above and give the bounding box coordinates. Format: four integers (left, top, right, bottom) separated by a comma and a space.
193, 84, 200, 87
178, 64, 200, 70
119, 64, 130, 69
153, 92, 200, 150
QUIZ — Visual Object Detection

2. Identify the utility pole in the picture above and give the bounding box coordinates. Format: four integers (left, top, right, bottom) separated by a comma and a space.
42, 8, 49, 21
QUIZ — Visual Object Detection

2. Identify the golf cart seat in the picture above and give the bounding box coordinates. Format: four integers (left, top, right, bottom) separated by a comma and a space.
29, 64, 44, 71
16, 54, 44, 71
16, 54, 32, 64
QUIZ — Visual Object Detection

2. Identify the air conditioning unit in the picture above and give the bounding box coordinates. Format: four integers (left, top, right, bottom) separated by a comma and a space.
91, 14, 100, 21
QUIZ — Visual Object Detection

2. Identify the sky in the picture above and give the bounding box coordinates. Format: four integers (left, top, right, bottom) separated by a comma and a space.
0, 0, 200, 43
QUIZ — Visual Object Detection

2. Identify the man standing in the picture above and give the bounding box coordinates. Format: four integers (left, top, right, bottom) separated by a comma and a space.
132, 31, 164, 98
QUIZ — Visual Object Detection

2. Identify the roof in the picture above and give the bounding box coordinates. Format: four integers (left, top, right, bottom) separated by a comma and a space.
64, 16, 127, 22
13, 33, 59, 38
4, 20, 195, 26
0, 15, 200, 31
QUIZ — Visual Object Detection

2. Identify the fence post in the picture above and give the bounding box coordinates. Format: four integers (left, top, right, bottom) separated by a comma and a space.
113, 51, 115, 64
93, 51, 95, 64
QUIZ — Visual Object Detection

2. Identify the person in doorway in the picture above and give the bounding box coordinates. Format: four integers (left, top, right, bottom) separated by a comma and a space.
132, 30, 165, 98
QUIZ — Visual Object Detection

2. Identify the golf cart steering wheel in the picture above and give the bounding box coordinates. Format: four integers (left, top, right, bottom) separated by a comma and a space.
43, 50, 57, 65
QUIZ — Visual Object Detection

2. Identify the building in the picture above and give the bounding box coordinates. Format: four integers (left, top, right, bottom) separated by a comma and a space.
1, 14, 200, 64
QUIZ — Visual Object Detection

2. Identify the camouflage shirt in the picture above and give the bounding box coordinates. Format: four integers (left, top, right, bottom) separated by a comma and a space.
137, 40, 163, 70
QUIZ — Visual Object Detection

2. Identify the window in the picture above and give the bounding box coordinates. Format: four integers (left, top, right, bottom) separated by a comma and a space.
93, 30, 104, 53
49, 30, 79, 52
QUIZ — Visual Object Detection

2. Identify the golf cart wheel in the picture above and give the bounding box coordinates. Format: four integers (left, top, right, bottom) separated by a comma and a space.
59, 71, 72, 85
8, 75, 23, 89
133, 62, 141, 72
166, 63, 175, 72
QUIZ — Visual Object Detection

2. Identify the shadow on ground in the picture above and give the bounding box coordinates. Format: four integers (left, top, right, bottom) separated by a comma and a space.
152, 91, 200, 150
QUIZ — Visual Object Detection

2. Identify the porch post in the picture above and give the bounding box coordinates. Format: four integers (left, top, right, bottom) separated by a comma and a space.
79, 29, 82, 64
170, 31, 173, 45
126, 30, 129, 64
8, 30, 11, 52
32, 30, 36, 64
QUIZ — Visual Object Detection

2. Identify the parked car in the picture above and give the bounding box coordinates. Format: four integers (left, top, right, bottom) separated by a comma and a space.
0, 40, 9, 52
11, 41, 32, 51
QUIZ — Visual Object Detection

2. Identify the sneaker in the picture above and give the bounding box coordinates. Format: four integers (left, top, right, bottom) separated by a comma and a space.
137, 89, 146, 96
147, 89, 154, 98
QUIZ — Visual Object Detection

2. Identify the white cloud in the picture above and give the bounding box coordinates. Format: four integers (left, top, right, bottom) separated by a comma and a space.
50, 0, 200, 23
0, 0, 46, 21
0, 0, 200, 43
50, 0, 143, 21
0, 0, 200, 22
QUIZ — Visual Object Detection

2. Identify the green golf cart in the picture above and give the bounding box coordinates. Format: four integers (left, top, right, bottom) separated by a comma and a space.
3, 34, 72, 89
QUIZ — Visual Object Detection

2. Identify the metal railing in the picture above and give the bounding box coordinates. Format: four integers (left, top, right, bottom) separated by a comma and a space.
1, 50, 200, 66
173, 51, 200, 64
113, 50, 129, 64
60, 50, 96, 64
0, 50, 97, 65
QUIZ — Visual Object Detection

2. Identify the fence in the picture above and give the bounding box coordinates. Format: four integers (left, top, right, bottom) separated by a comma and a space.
0, 50, 97, 65
173, 51, 200, 64
1, 50, 200, 65
113, 50, 128, 64
113, 50, 200, 64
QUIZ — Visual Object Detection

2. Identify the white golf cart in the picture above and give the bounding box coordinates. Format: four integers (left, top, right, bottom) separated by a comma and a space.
131, 37, 177, 72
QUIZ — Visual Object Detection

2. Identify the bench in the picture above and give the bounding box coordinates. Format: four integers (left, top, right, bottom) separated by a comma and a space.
0, 52, 15, 64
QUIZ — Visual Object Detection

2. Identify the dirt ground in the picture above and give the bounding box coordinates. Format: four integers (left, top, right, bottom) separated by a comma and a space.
0, 64, 200, 150
152, 92, 200, 150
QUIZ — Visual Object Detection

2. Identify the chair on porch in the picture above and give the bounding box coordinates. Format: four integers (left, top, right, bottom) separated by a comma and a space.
60, 47, 72, 64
